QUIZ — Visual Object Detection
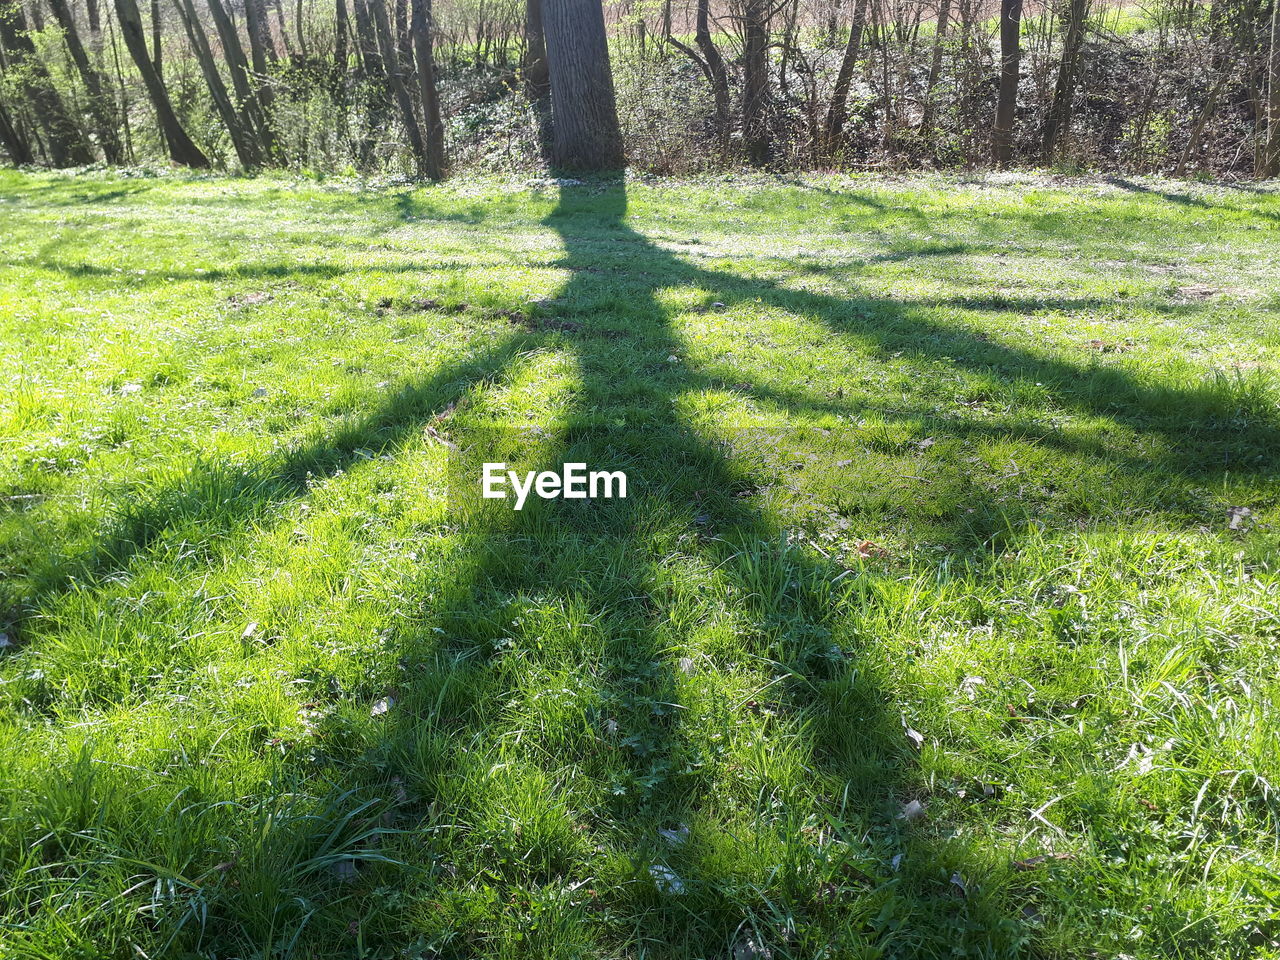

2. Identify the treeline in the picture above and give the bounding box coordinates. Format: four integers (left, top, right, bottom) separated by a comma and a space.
1, 0, 1278, 177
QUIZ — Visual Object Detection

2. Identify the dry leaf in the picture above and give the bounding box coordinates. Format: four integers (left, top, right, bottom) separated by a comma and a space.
371, 696, 395, 717
1228, 506, 1253, 531
899, 799, 926, 822
648, 864, 685, 894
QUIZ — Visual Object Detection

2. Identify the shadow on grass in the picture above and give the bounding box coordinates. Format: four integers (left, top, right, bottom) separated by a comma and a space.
3, 179, 1279, 957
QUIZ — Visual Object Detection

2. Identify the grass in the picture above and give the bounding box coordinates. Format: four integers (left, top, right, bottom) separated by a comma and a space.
0, 168, 1278, 959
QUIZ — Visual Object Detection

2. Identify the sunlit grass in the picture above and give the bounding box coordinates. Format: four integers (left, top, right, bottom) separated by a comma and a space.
1, 169, 1278, 959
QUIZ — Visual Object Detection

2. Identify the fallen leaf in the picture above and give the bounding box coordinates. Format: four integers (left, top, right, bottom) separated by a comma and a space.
119, 382, 143, 396
241, 622, 259, 640
856, 540, 890, 559
658, 824, 689, 845
648, 864, 685, 894
1228, 506, 1253, 531
949, 872, 968, 897
371, 696, 395, 717
899, 799, 926, 822
904, 727, 925, 751
733, 935, 772, 960
250, 387, 268, 398
0, 633, 11, 649
678, 657, 695, 676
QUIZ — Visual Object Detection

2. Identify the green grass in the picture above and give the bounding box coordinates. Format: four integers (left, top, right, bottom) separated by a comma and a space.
1, 168, 1278, 959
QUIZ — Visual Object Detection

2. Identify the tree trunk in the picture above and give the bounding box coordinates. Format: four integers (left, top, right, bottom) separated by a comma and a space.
1262, 0, 1279, 177
824, 0, 868, 152
335, 0, 349, 69
206, 0, 278, 159
524, 0, 551, 154
274, 0, 294, 57
541, 0, 624, 170
350, 0, 386, 165
1041, 0, 1088, 161
243, 0, 278, 75
172, 0, 260, 166
113, 0, 209, 165
741, 0, 771, 165
394, 0, 411, 75
369, 0, 429, 174
150, 0, 162, 78
0, 0, 95, 165
47, 0, 125, 162
695, 0, 729, 149
920, 0, 950, 132
411, 0, 445, 178
992, 0, 1023, 166
0, 85, 35, 164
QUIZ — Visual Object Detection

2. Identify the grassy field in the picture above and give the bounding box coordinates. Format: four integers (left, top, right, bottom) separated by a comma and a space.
1, 169, 1278, 960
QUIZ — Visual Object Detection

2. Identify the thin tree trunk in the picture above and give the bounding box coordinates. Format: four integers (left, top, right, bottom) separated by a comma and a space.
274, 0, 294, 57
369, 0, 428, 173
741, 0, 771, 165
350, 0, 386, 165
0, 68, 35, 164
992, 0, 1023, 166
206, 0, 278, 159
46, 0, 124, 161
523, 0, 551, 155
243, 0, 278, 74
921, 0, 950, 132
0, 0, 95, 165
1175, 72, 1227, 176
394, 0, 411, 74
113, 0, 209, 165
411, 0, 444, 178
150, 0, 162, 78
1041, 0, 1087, 161
541, 0, 624, 170
1262, 0, 1279, 177
172, 0, 260, 166
824, 0, 869, 152
694, 0, 729, 149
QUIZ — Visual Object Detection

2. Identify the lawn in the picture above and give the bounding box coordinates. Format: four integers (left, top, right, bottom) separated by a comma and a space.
1, 169, 1278, 959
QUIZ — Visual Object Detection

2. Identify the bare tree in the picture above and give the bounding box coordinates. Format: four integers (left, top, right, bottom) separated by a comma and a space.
369, 0, 430, 174
1041, 0, 1089, 161
666, 0, 730, 151
46, 0, 124, 162
740, 0, 772, 164
411, 0, 445, 178
114, 0, 208, 166
172, 0, 261, 166
825, 0, 869, 153
921, 0, 951, 132
0, 0, 95, 165
541, 0, 624, 170
993, 0, 1023, 166
1262, 0, 1280, 176
0, 92, 34, 164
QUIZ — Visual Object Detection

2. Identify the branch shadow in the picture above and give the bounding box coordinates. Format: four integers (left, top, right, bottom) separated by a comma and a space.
4, 177, 1278, 957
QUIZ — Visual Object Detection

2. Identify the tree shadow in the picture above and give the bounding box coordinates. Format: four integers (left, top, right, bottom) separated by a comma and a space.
4, 178, 1278, 957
